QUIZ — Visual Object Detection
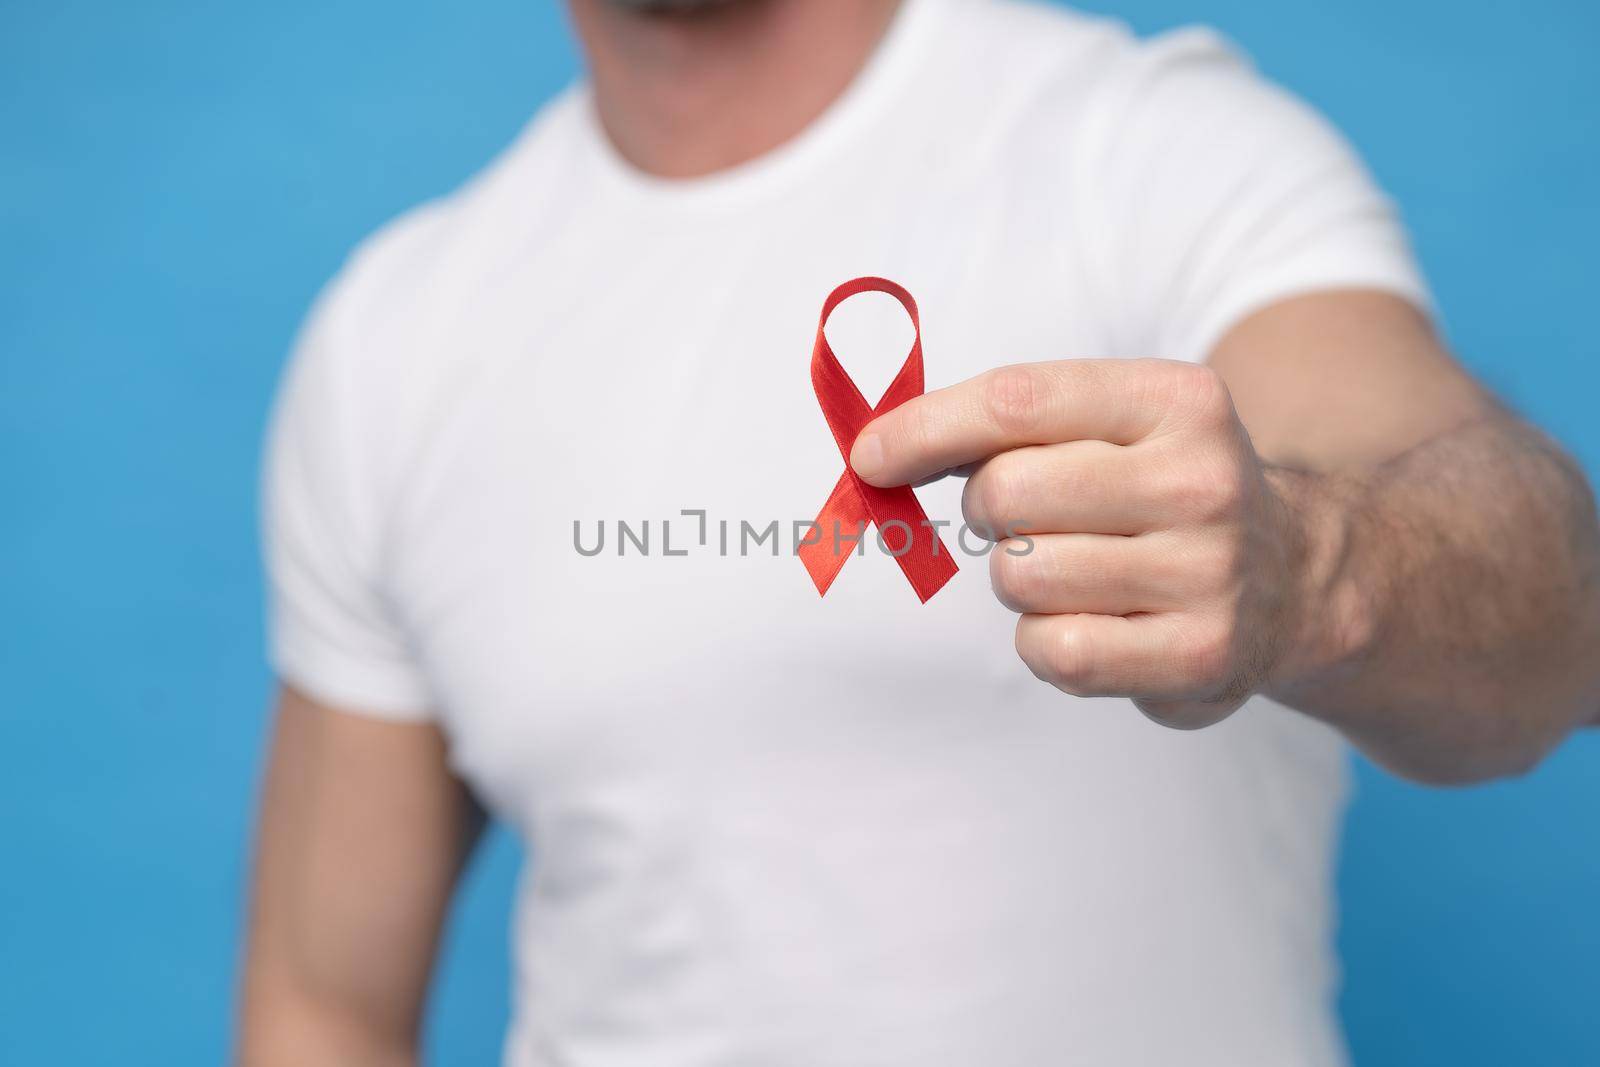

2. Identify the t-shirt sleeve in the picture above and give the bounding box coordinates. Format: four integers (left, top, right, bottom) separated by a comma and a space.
1077, 28, 1431, 365
262, 284, 434, 721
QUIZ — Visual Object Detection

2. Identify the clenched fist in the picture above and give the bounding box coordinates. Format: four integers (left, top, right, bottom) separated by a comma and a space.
851, 358, 1322, 729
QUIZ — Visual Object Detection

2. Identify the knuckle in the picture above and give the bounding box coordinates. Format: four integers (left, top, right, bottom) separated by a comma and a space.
1053, 449, 1099, 503
1045, 623, 1095, 694
1180, 623, 1235, 686
973, 455, 1026, 531
1194, 532, 1243, 583
1155, 462, 1209, 516
1017, 618, 1068, 690
985, 547, 1049, 614
960, 476, 987, 530
989, 546, 1040, 612
982, 365, 1043, 437
1167, 362, 1233, 425
1156, 534, 1232, 595
1017, 617, 1094, 694
1164, 458, 1243, 522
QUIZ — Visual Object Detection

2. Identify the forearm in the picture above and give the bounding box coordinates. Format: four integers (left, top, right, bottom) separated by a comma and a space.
237, 978, 417, 1067
235, 690, 478, 1067
1270, 413, 1600, 783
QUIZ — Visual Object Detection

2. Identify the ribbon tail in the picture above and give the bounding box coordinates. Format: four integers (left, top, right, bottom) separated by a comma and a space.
895, 533, 959, 604
798, 472, 864, 597
869, 484, 960, 604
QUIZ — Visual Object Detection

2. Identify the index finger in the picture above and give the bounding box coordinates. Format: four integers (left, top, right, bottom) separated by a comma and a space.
850, 358, 1182, 488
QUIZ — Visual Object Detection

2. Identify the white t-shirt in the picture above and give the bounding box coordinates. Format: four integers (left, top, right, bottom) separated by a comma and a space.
265, 1, 1427, 1063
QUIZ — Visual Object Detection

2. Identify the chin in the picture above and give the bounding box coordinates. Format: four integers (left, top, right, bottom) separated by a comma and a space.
607, 0, 742, 11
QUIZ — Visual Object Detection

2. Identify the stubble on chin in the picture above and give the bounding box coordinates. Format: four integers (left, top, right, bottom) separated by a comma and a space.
605, 0, 743, 11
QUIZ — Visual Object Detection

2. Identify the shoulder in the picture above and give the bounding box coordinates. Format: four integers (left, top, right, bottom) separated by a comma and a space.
273, 88, 586, 502
306, 87, 585, 369
933, 0, 1133, 113
956, 0, 1257, 86
924, 2, 1266, 174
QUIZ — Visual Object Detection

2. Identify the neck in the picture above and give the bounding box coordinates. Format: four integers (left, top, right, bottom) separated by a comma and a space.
567, 0, 903, 179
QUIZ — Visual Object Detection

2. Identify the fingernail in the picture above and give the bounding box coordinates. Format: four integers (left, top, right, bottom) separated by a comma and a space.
851, 433, 883, 481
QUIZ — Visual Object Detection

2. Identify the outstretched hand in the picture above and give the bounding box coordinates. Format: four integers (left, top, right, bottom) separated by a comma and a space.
851, 358, 1316, 728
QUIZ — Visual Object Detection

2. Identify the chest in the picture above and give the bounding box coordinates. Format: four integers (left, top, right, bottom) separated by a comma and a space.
381, 196, 1109, 823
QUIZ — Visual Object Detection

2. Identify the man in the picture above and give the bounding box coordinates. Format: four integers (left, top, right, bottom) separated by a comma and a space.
239, 0, 1600, 1063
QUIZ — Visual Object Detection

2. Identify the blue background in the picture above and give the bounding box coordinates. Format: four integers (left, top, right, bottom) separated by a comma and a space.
2, 1, 1596, 1062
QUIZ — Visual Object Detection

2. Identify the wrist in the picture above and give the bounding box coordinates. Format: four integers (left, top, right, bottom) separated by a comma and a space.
1261, 465, 1377, 698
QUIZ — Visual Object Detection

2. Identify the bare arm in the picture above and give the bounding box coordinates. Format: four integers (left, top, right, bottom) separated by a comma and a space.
1212, 291, 1600, 782
850, 290, 1600, 786
236, 686, 483, 1066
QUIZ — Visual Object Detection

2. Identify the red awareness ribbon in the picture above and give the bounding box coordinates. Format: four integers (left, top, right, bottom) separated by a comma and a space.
799, 277, 958, 603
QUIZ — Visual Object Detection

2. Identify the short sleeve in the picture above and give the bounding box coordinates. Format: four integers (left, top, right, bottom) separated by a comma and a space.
1077, 28, 1431, 365
262, 286, 434, 721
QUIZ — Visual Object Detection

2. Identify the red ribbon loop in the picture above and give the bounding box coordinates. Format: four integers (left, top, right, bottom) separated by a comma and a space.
799, 277, 958, 602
